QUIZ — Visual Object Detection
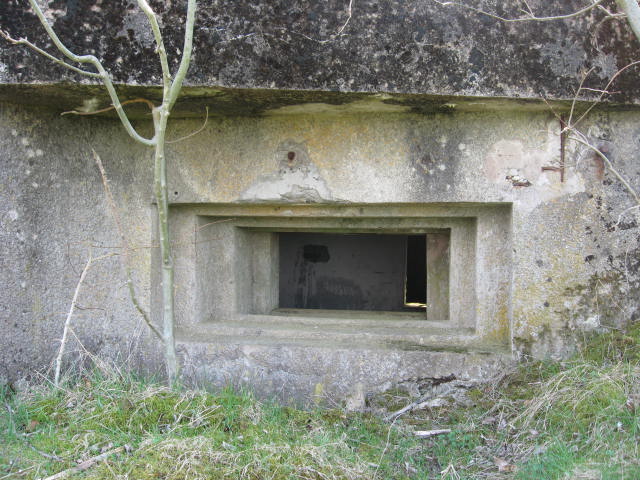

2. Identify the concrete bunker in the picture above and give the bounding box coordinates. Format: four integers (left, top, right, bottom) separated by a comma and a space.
2, 0, 640, 405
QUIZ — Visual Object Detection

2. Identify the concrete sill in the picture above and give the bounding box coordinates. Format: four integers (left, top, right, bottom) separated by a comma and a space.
176, 320, 509, 355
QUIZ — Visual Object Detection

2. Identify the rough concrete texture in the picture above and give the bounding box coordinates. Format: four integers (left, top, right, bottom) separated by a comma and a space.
0, 0, 639, 103
0, 103, 163, 381
179, 342, 510, 407
2, 99, 639, 402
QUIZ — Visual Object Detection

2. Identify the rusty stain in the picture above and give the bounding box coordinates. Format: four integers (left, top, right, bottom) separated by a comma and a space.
592, 155, 605, 180
541, 115, 565, 182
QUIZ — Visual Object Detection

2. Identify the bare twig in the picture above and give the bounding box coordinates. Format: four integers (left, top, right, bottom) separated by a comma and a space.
440, 464, 461, 480
54, 251, 93, 388
22, 0, 155, 146
414, 429, 452, 438
167, 107, 209, 144
568, 66, 596, 128
68, 328, 121, 380
384, 375, 458, 421
40, 445, 128, 480
166, 0, 197, 110
541, 57, 640, 213
93, 150, 164, 342
62, 98, 156, 116
569, 133, 640, 205
616, 204, 640, 226
570, 61, 640, 129
373, 417, 398, 480
335, 0, 354, 36
274, 0, 355, 44
431, 0, 607, 22
0, 30, 101, 78
136, 0, 172, 96
26, 443, 64, 462
53, 250, 117, 387
0, 466, 36, 480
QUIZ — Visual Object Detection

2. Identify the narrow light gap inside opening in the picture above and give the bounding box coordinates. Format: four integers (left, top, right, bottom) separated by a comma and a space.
405, 235, 427, 309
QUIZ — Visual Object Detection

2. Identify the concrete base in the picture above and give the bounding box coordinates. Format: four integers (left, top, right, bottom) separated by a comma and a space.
178, 336, 512, 407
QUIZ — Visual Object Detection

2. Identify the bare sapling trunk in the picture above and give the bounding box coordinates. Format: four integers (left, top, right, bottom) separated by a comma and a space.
2, 0, 198, 385
152, 107, 178, 383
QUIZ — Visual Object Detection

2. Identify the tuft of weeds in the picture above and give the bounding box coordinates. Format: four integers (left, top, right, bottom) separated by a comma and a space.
412, 321, 640, 479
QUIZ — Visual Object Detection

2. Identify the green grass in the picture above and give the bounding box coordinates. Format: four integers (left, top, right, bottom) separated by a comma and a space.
1, 323, 638, 479
1, 374, 430, 479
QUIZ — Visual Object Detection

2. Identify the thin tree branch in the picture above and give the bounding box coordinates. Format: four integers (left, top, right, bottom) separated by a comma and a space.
571, 61, 640, 128
61, 98, 156, 116
0, 30, 101, 78
272, 0, 355, 44
51, 250, 117, 389
167, 0, 197, 111
0, 466, 36, 480
597, 5, 627, 18
166, 106, 208, 143
616, 204, 640, 225
335, 0, 354, 36
136, 0, 172, 97
41, 446, 128, 480
568, 67, 596, 128
569, 132, 640, 205
93, 150, 164, 342
26, 443, 64, 462
431, 0, 606, 22
617, 0, 640, 41
25, 0, 156, 146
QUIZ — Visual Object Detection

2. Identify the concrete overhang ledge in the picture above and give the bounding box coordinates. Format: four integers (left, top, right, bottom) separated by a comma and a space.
2, 83, 640, 119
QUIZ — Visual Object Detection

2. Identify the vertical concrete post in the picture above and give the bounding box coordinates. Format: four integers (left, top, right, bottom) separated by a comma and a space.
426, 233, 450, 320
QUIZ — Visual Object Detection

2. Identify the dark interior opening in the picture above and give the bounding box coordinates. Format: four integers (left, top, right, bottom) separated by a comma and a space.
279, 232, 427, 312
405, 235, 427, 307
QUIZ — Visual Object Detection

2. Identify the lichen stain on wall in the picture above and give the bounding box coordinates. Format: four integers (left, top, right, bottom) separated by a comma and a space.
482, 304, 511, 348
561, 249, 640, 332
512, 251, 587, 351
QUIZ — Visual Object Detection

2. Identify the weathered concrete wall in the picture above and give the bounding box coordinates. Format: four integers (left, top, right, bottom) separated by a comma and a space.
0, 103, 162, 380
2, 99, 638, 403
1, 0, 639, 102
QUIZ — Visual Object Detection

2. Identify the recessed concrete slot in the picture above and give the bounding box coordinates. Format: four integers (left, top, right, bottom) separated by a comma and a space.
278, 232, 449, 316
183, 204, 513, 348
